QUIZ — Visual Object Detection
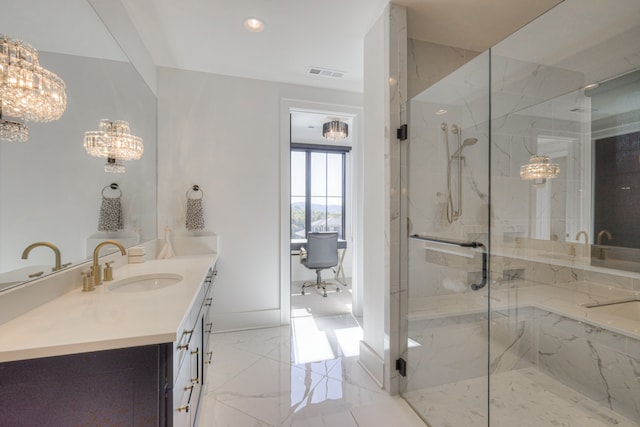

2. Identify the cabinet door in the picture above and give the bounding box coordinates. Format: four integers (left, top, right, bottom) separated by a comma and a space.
173, 360, 194, 427
0, 345, 165, 426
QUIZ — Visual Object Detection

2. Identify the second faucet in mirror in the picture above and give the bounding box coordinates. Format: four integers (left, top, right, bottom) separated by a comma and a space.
22, 242, 64, 272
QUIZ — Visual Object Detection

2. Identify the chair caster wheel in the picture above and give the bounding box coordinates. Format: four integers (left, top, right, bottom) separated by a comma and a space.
336, 287, 341, 292
323, 293, 327, 298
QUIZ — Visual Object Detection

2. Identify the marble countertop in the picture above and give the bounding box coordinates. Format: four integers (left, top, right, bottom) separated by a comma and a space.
408, 282, 640, 340
0, 254, 217, 363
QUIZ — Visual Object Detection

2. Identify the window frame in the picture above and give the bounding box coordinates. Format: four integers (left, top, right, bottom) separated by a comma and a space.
290, 143, 350, 240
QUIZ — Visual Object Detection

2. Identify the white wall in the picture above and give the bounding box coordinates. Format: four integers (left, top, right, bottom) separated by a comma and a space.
156, 67, 362, 331
360, 3, 407, 391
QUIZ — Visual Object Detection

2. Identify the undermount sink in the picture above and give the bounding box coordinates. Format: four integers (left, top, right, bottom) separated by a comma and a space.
108, 273, 183, 293
586, 300, 640, 322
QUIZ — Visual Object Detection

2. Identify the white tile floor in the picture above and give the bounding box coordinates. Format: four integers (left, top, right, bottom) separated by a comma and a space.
196, 314, 426, 426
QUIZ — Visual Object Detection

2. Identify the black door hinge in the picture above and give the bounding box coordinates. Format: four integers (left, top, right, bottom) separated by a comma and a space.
395, 357, 407, 377
397, 124, 408, 141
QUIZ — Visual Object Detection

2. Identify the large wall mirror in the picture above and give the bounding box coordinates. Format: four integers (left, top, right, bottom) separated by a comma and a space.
502, 67, 640, 272
590, 69, 640, 271
0, 0, 157, 289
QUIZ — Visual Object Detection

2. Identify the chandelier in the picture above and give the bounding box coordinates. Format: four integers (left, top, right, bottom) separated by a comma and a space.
0, 34, 67, 142
84, 119, 143, 173
520, 155, 560, 184
322, 120, 348, 140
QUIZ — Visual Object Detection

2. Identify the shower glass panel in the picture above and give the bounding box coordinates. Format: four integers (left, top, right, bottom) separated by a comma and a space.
400, 0, 640, 426
399, 51, 491, 425
489, 0, 640, 425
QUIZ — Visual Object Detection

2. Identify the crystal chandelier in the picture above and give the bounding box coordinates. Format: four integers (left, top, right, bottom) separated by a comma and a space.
0, 34, 67, 142
520, 155, 560, 184
84, 119, 143, 173
0, 116, 28, 142
322, 120, 348, 140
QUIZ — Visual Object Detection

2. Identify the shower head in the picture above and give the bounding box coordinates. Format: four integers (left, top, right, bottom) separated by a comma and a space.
450, 137, 478, 159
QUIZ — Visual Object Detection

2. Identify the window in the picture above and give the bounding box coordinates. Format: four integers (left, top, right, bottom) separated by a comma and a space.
291, 145, 348, 240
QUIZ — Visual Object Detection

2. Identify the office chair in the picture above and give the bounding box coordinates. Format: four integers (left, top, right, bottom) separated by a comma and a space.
300, 232, 339, 297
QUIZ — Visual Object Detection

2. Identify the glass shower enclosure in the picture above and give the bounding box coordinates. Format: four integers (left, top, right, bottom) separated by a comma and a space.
399, 1, 640, 426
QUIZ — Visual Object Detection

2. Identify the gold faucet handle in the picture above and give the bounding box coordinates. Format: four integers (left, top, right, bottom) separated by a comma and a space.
82, 270, 94, 292
104, 261, 114, 282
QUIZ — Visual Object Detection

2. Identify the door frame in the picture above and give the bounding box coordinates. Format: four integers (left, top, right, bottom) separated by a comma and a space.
279, 98, 364, 323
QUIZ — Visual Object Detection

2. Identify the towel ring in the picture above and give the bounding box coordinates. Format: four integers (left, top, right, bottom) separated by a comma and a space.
102, 183, 122, 198
187, 184, 204, 199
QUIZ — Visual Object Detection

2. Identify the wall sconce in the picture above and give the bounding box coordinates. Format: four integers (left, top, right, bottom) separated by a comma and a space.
520, 155, 560, 185
0, 34, 67, 142
84, 119, 143, 173
322, 120, 348, 140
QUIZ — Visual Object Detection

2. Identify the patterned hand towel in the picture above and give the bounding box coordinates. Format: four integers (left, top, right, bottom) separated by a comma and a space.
98, 196, 123, 231
186, 198, 205, 231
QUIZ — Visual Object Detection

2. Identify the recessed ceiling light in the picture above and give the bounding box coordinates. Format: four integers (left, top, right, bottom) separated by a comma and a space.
436, 109, 447, 115
583, 83, 600, 90
244, 18, 264, 32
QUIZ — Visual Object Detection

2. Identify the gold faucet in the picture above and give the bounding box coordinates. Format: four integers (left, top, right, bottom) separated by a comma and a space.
575, 231, 589, 244
92, 240, 126, 286
596, 230, 612, 260
22, 242, 62, 271
575, 231, 589, 257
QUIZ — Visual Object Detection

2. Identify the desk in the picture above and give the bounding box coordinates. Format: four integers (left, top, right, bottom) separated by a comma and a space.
291, 238, 347, 285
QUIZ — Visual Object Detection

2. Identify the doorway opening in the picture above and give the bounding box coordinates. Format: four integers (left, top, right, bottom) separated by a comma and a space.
283, 105, 363, 365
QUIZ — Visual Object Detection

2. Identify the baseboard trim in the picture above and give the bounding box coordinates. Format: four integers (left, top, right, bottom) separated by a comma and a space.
211, 309, 282, 332
359, 341, 385, 388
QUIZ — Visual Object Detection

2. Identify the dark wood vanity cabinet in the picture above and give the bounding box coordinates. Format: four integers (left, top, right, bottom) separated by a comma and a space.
0, 267, 217, 427
0, 344, 170, 426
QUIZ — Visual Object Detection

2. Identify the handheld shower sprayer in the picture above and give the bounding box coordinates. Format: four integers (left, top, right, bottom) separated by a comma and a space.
450, 138, 478, 160
442, 123, 478, 223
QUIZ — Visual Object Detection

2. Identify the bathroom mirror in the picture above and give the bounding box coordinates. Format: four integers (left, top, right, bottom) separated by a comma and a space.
0, 0, 157, 287
589, 69, 640, 271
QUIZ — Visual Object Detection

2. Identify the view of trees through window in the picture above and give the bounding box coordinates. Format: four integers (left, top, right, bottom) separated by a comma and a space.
291, 149, 345, 240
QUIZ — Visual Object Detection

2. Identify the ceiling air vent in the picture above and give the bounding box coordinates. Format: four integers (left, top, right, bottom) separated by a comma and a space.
308, 67, 345, 79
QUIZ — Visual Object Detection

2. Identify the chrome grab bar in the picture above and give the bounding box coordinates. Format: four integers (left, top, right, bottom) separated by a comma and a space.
409, 234, 487, 291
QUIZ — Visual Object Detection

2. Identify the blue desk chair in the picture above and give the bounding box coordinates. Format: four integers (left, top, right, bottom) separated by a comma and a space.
300, 232, 339, 297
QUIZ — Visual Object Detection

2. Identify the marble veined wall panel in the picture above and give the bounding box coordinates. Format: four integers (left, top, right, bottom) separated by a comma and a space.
536, 310, 640, 422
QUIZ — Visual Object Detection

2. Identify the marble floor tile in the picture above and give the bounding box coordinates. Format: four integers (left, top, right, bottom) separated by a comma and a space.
197, 396, 272, 426
403, 367, 638, 427
199, 316, 426, 426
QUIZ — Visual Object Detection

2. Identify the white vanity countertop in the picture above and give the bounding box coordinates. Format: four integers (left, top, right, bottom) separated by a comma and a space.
408, 283, 640, 340
0, 254, 217, 363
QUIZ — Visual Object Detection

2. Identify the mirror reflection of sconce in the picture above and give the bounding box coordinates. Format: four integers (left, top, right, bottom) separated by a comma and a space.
83, 119, 143, 173
520, 155, 560, 186
0, 34, 67, 142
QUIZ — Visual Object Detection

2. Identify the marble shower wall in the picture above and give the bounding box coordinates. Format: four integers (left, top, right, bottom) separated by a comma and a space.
406, 307, 640, 423
407, 39, 480, 100
407, 51, 490, 298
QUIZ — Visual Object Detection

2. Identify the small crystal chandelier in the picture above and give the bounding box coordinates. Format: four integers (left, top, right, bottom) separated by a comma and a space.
322, 120, 348, 140
0, 115, 28, 142
84, 119, 143, 173
0, 34, 67, 142
520, 155, 560, 184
